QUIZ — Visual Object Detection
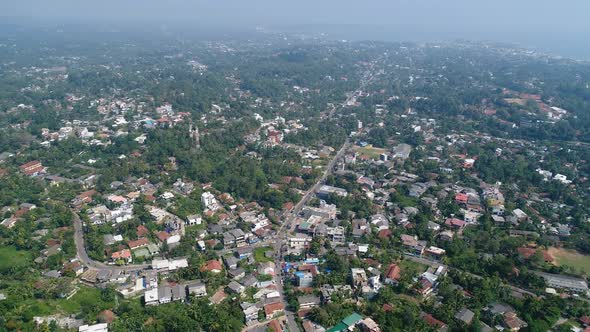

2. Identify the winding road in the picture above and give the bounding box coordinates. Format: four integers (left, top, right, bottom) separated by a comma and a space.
72, 211, 150, 272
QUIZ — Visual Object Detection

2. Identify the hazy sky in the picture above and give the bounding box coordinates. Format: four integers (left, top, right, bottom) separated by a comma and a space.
2, 0, 590, 58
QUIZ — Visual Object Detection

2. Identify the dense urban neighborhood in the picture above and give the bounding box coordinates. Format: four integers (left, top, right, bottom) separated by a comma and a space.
2, 22, 590, 332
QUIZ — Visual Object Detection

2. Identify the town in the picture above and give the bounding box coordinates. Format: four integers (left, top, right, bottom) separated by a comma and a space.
1, 21, 590, 332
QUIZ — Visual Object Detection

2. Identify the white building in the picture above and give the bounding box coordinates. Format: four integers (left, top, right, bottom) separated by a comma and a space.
201, 192, 220, 211
79, 323, 108, 332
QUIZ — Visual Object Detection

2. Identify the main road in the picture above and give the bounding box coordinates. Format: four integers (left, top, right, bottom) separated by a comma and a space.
72, 211, 150, 272
265, 137, 351, 332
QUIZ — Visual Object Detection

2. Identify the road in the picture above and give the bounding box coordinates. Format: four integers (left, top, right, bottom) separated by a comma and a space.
72, 211, 150, 272
402, 254, 538, 298
265, 138, 351, 332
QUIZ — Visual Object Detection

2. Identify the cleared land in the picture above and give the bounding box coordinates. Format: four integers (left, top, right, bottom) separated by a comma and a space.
254, 246, 274, 263
548, 247, 590, 275
354, 145, 387, 160
0, 246, 32, 273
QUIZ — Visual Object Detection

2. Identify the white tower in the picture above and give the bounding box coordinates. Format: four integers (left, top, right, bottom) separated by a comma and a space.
189, 122, 200, 149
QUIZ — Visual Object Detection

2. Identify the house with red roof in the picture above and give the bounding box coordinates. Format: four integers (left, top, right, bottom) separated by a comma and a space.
421, 313, 448, 331
200, 260, 223, 273
455, 193, 468, 205
384, 264, 402, 285
264, 302, 285, 319
445, 218, 467, 230
267, 319, 283, 332
378, 229, 392, 239
111, 249, 132, 263
20, 160, 46, 176
155, 231, 170, 244
72, 190, 97, 206
136, 225, 150, 237
127, 238, 149, 250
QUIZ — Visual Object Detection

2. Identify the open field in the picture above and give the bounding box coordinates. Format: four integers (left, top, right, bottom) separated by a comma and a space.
254, 247, 274, 263
0, 246, 32, 273
354, 145, 387, 160
548, 247, 590, 275
399, 259, 428, 275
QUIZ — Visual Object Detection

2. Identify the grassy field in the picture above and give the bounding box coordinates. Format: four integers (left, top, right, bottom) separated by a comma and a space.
253, 247, 274, 263
354, 145, 387, 160
548, 247, 590, 275
8, 286, 107, 321
53, 287, 104, 313
0, 246, 32, 273
399, 259, 428, 276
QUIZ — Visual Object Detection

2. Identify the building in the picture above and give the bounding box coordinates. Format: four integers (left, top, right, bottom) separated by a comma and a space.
79, 323, 108, 332
298, 295, 321, 310
186, 281, 207, 297
455, 308, 475, 325
111, 249, 132, 263
200, 260, 223, 273
317, 185, 348, 199
186, 214, 202, 226
327, 312, 363, 332
144, 288, 159, 305
358, 318, 381, 332
351, 268, 368, 288
20, 160, 46, 176
392, 144, 412, 160
298, 272, 314, 288
264, 302, 285, 319
384, 264, 401, 285
146, 284, 186, 305
201, 192, 220, 211
512, 209, 528, 222
536, 272, 589, 293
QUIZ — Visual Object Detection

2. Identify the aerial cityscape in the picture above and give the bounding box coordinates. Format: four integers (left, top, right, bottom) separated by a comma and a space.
1, 1, 590, 332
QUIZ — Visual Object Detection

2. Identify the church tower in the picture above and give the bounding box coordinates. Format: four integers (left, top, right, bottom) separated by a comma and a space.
189, 122, 200, 149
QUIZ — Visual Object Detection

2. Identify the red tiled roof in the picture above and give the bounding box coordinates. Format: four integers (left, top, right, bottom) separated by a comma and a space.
385, 264, 401, 281
422, 313, 447, 328
267, 319, 282, 332
127, 237, 149, 249
155, 231, 170, 242
20, 160, 42, 170
136, 225, 150, 237
445, 218, 467, 228
264, 302, 285, 317
112, 249, 131, 259
455, 193, 468, 203
20, 160, 45, 175
200, 260, 223, 273
378, 229, 392, 239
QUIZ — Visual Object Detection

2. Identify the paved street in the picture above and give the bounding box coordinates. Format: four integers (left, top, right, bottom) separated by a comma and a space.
72, 211, 150, 272
402, 254, 538, 298
266, 137, 350, 332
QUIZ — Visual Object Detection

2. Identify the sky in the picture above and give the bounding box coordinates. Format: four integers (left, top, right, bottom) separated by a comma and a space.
1, 0, 590, 58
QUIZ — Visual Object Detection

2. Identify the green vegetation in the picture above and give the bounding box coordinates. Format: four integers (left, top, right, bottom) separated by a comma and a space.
549, 247, 590, 275
253, 247, 274, 263
0, 246, 32, 274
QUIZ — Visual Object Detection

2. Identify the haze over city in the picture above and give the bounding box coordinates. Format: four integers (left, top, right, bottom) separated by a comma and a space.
2, 0, 590, 59
1, 1, 590, 332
